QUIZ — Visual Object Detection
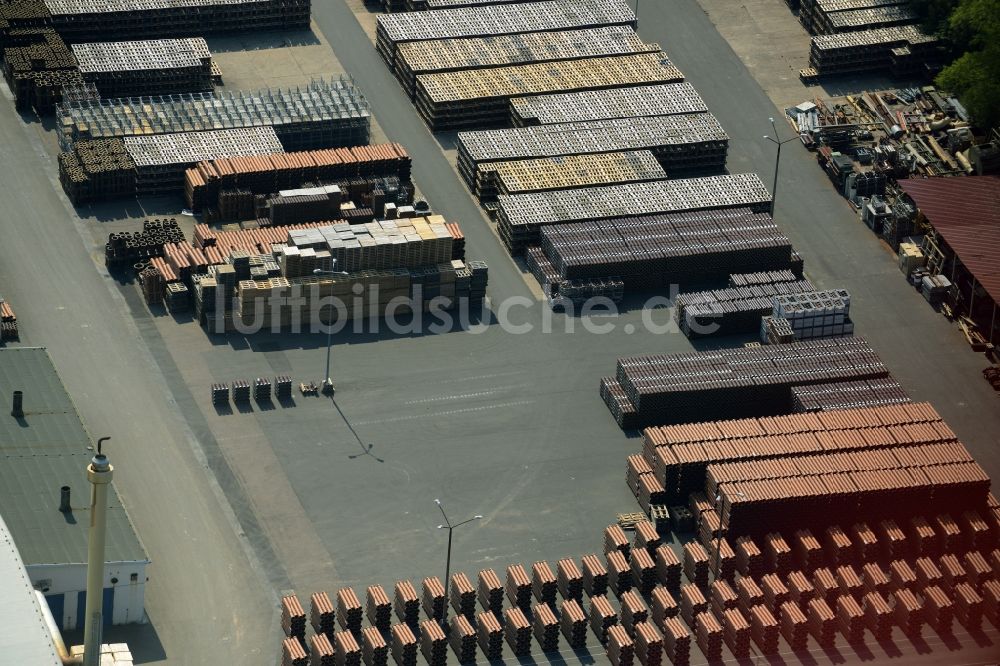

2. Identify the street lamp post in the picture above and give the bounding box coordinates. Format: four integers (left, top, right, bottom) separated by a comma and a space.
314, 264, 350, 394
435, 499, 482, 630
764, 117, 799, 220
714, 487, 745, 581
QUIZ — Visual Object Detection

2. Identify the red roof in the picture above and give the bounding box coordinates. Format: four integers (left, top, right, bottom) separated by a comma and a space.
898, 176, 1000, 304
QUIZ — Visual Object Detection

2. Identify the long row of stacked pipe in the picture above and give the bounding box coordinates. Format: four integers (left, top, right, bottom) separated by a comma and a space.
794, 0, 938, 76
275, 402, 998, 665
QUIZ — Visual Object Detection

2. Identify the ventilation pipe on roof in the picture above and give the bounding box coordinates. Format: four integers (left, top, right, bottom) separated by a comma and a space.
12, 390, 23, 418
59, 486, 71, 513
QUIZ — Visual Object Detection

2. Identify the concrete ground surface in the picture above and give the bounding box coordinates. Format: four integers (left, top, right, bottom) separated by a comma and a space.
0, 0, 998, 664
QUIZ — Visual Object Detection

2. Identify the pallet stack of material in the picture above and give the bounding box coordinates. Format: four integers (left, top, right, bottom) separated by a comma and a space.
1, 27, 81, 113
311, 634, 336, 666
836, 595, 865, 642
807, 597, 837, 645
184, 144, 411, 212
458, 114, 729, 198
540, 208, 788, 292
589, 595, 618, 642
72, 37, 214, 98
815, 5, 916, 33
448, 615, 476, 663
471, 150, 667, 203
607, 550, 632, 598
477, 569, 504, 614
337, 588, 363, 634
506, 564, 532, 611
253, 377, 271, 401
510, 82, 706, 126
390, 624, 418, 666
693, 613, 722, 662
560, 599, 588, 648
122, 127, 284, 196
531, 561, 558, 607
679, 584, 707, 625
367, 586, 393, 631
634, 521, 661, 554
735, 537, 764, 579
862, 563, 891, 597
662, 617, 690, 666
736, 578, 764, 616
799, 0, 905, 32
275, 376, 292, 400
788, 571, 816, 607
395, 581, 420, 627
675, 278, 816, 339
56, 78, 370, 152
362, 627, 388, 666
606, 337, 890, 428
790, 377, 910, 412
809, 25, 936, 75
414, 52, 683, 130
557, 558, 583, 601
748, 606, 779, 654
682, 543, 709, 590
476, 610, 503, 659
532, 602, 560, 652
281, 595, 307, 642
619, 589, 648, 632
449, 573, 476, 618
709, 580, 738, 618
773, 289, 854, 341
631, 548, 657, 595
422, 578, 446, 622
650, 587, 678, 626
606, 625, 634, 666
419, 620, 447, 666
583, 554, 609, 597
375, 0, 637, 69
393, 25, 658, 98
282, 637, 308, 666
59, 138, 136, 204
654, 546, 681, 592
633, 622, 661, 666
779, 601, 809, 650
36, 0, 309, 43
504, 607, 532, 656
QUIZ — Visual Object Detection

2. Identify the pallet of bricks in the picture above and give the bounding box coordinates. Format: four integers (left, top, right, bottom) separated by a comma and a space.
456, 115, 729, 203
509, 81, 708, 126
674, 270, 815, 338
392, 25, 660, 98
72, 37, 215, 98
473, 150, 667, 203
790, 377, 911, 412
183, 144, 412, 214
809, 26, 937, 76
375, 0, 637, 69
601, 337, 891, 428
528, 211, 796, 308
413, 52, 684, 130
0, 296, 18, 341
32, 0, 310, 43
55, 78, 371, 153
799, 0, 912, 33
0, 24, 80, 113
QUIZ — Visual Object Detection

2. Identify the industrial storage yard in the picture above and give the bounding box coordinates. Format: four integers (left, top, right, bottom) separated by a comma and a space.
1, 0, 1000, 664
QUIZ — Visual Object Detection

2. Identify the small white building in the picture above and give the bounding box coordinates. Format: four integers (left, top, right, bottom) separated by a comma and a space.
0, 347, 149, 631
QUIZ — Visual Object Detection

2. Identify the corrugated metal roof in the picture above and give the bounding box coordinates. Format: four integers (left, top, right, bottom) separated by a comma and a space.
0, 513, 62, 666
0, 348, 147, 565
898, 176, 1000, 304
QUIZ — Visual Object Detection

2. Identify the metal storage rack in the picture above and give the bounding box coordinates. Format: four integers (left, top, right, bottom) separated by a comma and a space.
56, 78, 370, 150
392, 25, 657, 97
375, 0, 636, 68
495, 173, 772, 252
510, 83, 707, 126
72, 37, 215, 98
413, 52, 684, 131
456, 113, 728, 193
403, 0, 548, 10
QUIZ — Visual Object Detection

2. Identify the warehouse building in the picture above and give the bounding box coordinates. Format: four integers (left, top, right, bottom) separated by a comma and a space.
899, 176, 1000, 345
0, 347, 149, 631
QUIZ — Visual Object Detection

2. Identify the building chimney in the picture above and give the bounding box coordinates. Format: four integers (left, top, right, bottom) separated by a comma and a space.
60, 486, 71, 513
12, 390, 23, 417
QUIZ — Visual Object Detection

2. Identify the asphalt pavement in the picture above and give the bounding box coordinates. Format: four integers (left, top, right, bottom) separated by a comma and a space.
0, 93, 276, 662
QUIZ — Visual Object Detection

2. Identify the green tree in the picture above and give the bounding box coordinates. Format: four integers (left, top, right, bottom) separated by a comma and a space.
935, 0, 1000, 129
